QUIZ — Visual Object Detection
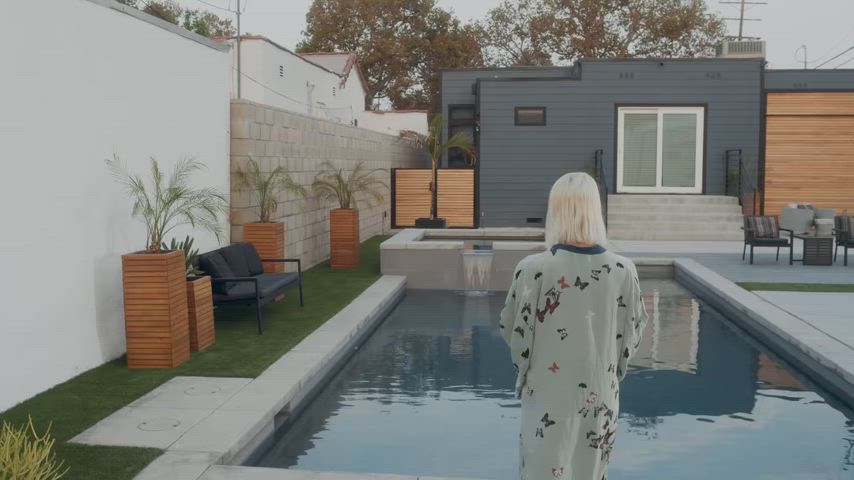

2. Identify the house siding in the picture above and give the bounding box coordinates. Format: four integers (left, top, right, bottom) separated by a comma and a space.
462, 59, 763, 227
765, 70, 854, 91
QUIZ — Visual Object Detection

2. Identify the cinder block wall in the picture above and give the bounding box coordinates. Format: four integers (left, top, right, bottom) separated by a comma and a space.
230, 99, 429, 268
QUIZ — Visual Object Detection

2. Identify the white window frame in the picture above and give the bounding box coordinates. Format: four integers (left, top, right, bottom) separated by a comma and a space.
616, 106, 705, 194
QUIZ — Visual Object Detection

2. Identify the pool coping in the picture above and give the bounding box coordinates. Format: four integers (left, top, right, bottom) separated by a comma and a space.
672, 258, 854, 404
129, 275, 407, 480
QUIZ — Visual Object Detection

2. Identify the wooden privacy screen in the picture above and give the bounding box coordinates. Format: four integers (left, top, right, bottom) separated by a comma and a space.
765, 92, 854, 216
392, 168, 476, 228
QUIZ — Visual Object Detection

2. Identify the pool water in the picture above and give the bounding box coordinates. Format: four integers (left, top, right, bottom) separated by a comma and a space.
251, 281, 854, 479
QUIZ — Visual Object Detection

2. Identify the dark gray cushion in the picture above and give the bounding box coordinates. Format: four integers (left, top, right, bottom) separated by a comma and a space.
198, 252, 235, 294
211, 272, 300, 302
220, 244, 251, 277
241, 243, 264, 276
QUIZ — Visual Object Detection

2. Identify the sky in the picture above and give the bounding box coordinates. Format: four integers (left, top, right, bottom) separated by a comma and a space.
178, 0, 854, 69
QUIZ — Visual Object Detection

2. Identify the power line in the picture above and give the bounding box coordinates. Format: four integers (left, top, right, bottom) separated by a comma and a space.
191, 0, 237, 13
719, 0, 767, 40
814, 45, 854, 69
833, 54, 854, 69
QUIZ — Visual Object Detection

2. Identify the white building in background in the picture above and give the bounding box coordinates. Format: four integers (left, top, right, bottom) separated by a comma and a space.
221, 36, 427, 136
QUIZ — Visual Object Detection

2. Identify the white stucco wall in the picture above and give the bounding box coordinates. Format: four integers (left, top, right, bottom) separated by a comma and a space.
359, 111, 429, 136
0, 0, 231, 412
229, 39, 362, 126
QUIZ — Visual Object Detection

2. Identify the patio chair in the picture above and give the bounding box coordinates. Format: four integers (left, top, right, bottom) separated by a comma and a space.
834, 215, 853, 266
742, 216, 793, 265
198, 243, 303, 334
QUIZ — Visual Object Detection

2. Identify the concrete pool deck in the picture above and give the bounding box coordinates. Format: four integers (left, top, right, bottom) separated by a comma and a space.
199, 466, 486, 480
71, 276, 407, 480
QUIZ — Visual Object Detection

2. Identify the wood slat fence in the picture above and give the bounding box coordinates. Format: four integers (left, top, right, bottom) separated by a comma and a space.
391, 168, 476, 228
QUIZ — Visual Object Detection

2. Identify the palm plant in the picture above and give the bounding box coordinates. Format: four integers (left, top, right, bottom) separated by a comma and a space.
106, 155, 228, 253
312, 161, 387, 209
400, 114, 476, 219
234, 156, 307, 222
162, 236, 202, 276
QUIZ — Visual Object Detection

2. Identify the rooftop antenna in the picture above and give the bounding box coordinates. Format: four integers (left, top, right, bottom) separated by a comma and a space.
795, 45, 808, 70
720, 0, 766, 40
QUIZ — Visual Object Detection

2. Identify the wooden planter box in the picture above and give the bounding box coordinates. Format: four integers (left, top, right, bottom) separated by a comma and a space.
121, 250, 190, 369
244, 222, 285, 273
330, 208, 359, 269
186, 276, 215, 352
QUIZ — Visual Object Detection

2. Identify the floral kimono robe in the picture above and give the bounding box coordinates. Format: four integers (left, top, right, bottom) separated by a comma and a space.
499, 244, 648, 480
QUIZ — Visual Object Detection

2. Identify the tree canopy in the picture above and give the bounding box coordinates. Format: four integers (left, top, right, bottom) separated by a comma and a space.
121, 0, 235, 38
297, 0, 482, 111
300, 0, 724, 111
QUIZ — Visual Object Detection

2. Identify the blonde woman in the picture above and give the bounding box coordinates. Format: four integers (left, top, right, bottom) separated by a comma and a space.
499, 172, 648, 480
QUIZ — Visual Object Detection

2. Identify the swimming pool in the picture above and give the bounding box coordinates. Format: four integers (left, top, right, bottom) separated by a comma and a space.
249, 281, 854, 479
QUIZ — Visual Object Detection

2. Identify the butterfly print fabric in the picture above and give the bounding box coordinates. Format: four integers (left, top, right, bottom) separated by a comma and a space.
498, 246, 648, 480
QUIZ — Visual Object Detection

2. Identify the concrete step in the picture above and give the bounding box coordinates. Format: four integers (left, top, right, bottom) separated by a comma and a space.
607, 229, 743, 241
608, 194, 739, 206
606, 194, 743, 241
608, 212, 744, 223
607, 219, 743, 230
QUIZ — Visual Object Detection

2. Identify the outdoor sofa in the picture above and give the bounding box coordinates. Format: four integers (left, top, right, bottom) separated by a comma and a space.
199, 243, 303, 334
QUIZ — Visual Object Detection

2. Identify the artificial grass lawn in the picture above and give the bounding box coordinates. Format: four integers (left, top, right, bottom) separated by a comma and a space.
0, 235, 389, 480
737, 282, 854, 293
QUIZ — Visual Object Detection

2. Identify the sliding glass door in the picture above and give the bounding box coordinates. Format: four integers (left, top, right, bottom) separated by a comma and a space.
617, 107, 704, 193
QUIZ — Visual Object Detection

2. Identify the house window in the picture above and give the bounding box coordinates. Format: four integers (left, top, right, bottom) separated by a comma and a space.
448, 105, 477, 168
279, 65, 284, 78
617, 106, 704, 193
515, 107, 546, 126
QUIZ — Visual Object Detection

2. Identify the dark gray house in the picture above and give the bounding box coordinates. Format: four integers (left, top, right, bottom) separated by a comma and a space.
437, 57, 854, 238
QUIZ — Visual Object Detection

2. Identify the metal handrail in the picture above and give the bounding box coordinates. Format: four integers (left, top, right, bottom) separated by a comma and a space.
724, 148, 760, 216
594, 149, 608, 227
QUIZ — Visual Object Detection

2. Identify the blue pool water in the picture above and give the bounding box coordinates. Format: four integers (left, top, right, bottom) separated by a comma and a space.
252, 281, 854, 479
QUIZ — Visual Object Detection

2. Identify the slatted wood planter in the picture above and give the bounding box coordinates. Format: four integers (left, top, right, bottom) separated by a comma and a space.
330, 208, 359, 269
121, 250, 190, 369
244, 222, 285, 273
186, 276, 215, 352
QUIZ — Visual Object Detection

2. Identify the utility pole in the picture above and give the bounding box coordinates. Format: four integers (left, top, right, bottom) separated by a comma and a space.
720, 0, 766, 40
236, 0, 241, 98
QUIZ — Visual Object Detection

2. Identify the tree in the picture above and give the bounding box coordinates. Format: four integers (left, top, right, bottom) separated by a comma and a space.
142, 0, 183, 25
540, 0, 726, 62
183, 9, 236, 37
298, 0, 482, 111
476, 0, 552, 67
135, 1, 234, 38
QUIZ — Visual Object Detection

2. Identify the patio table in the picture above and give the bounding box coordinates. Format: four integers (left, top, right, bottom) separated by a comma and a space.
793, 233, 835, 266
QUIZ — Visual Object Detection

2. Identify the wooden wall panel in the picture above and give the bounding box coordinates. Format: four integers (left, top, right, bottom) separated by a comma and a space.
437, 169, 476, 227
764, 92, 854, 216
393, 170, 432, 227
767, 92, 854, 116
393, 169, 476, 228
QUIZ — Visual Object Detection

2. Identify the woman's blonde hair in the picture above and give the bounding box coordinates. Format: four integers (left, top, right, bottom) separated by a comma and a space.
544, 172, 607, 247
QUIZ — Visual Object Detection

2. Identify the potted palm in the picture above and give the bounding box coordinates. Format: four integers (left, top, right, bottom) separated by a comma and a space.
107, 156, 227, 368
400, 114, 476, 228
163, 236, 214, 352
312, 161, 386, 269
235, 156, 306, 273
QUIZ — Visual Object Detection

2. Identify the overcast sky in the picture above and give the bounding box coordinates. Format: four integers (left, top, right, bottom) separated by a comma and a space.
180, 0, 854, 69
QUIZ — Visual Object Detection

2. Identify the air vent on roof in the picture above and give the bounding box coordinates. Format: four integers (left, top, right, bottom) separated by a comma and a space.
716, 40, 766, 59
279, 65, 284, 78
